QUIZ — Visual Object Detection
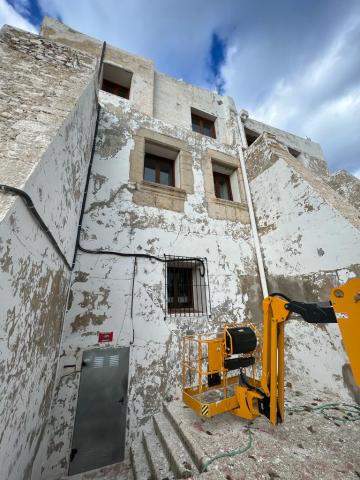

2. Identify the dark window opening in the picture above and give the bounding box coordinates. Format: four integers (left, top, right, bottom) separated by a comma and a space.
101, 63, 132, 99
244, 127, 260, 147
213, 171, 233, 201
165, 256, 210, 317
168, 267, 193, 310
102, 79, 130, 99
144, 154, 174, 187
288, 147, 300, 158
191, 112, 216, 138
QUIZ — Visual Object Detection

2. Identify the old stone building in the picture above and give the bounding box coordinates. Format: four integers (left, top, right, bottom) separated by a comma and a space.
0, 17, 359, 480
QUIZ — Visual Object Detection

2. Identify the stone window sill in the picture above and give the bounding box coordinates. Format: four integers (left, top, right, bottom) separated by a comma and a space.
133, 181, 187, 212
207, 196, 249, 222
137, 181, 186, 199
211, 197, 248, 211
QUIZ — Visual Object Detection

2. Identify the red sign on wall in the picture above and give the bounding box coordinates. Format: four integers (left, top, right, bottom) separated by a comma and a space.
98, 332, 113, 343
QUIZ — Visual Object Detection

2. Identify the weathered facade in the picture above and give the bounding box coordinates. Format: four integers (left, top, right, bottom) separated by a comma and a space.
0, 17, 359, 480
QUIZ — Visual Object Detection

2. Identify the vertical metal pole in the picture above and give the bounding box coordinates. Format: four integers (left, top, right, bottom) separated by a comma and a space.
270, 319, 278, 425
182, 337, 185, 389
164, 256, 167, 319
277, 322, 285, 421
260, 299, 271, 396
198, 336, 202, 395
205, 258, 211, 316
236, 115, 268, 298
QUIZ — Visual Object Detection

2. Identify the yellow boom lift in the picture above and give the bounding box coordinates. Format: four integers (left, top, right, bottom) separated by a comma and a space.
182, 278, 360, 425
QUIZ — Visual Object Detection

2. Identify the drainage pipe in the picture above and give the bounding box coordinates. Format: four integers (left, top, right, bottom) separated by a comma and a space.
236, 114, 268, 298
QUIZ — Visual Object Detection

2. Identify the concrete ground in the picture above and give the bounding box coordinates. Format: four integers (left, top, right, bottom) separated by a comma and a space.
167, 391, 360, 480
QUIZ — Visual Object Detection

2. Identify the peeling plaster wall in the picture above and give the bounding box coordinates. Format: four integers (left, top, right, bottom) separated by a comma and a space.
246, 134, 360, 398
244, 117, 329, 176
41, 16, 155, 117
154, 73, 239, 146
326, 169, 360, 212
0, 26, 98, 480
0, 202, 69, 480
42, 92, 263, 478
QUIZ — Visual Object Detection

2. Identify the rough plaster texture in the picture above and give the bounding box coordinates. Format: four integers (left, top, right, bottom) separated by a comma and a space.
327, 169, 360, 212
0, 25, 98, 480
246, 134, 360, 396
0, 25, 96, 217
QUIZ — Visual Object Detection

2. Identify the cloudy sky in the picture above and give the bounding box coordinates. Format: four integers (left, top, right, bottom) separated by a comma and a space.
1, 0, 359, 177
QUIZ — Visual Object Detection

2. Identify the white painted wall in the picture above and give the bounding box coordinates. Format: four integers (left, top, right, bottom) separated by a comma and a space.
0, 25, 98, 480
248, 139, 360, 397
154, 72, 240, 147
41, 92, 262, 478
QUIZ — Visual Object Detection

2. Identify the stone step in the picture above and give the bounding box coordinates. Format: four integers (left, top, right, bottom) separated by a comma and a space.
163, 403, 211, 473
153, 411, 198, 479
62, 460, 131, 480
142, 425, 175, 480
130, 440, 152, 480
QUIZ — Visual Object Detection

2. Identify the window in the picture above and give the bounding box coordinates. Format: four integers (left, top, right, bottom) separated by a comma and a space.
143, 141, 178, 187
130, 130, 194, 213
244, 127, 260, 147
213, 172, 233, 201
211, 161, 239, 202
288, 147, 300, 158
165, 256, 210, 316
101, 63, 132, 99
144, 154, 174, 186
204, 150, 247, 222
191, 110, 216, 138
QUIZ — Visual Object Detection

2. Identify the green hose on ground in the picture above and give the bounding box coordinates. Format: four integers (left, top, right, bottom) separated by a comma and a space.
201, 402, 360, 472
287, 402, 360, 423
201, 427, 253, 472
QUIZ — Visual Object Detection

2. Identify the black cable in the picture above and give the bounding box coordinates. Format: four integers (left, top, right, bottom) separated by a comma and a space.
72, 41, 107, 268
0, 184, 72, 270
130, 257, 136, 344
97, 41, 107, 82
77, 244, 206, 276
71, 103, 101, 268
239, 368, 264, 398
268, 292, 292, 302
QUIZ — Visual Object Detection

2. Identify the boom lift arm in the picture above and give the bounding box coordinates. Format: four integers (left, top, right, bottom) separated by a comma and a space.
182, 278, 360, 425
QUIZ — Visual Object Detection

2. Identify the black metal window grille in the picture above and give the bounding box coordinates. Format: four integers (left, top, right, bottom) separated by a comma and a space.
165, 255, 211, 317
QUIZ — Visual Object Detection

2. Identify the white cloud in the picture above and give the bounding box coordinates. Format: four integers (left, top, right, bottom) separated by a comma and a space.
2, 0, 359, 176
0, 0, 36, 32
221, 10, 360, 174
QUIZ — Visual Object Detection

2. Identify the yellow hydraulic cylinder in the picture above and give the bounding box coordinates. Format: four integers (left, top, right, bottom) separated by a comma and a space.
331, 278, 360, 386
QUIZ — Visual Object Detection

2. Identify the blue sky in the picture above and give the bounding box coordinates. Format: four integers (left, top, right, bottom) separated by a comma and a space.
1, 0, 359, 178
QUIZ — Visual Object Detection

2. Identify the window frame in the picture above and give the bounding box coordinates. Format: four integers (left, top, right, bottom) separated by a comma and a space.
213, 171, 233, 201
191, 113, 216, 139
143, 153, 175, 187
165, 256, 210, 317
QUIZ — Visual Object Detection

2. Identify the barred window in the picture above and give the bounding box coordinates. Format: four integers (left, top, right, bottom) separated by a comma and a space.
165, 256, 210, 317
